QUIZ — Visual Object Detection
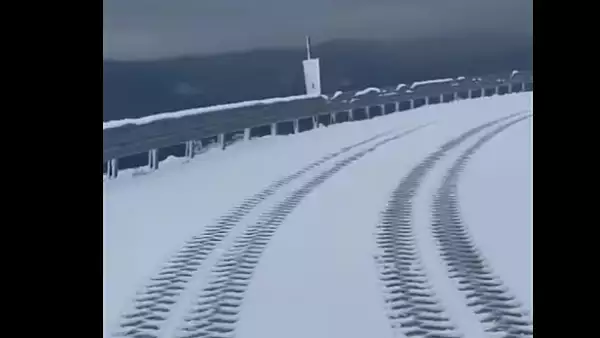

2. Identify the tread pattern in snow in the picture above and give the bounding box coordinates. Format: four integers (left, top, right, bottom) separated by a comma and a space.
375, 111, 530, 338
112, 129, 396, 338
177, 124, 432, 338
432, 115, 532, 337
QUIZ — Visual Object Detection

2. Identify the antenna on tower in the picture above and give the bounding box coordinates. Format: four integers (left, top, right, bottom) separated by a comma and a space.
305, 35, 312, 60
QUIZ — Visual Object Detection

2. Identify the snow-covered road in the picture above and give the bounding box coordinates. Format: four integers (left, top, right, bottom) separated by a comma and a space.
104, 92, 532, 338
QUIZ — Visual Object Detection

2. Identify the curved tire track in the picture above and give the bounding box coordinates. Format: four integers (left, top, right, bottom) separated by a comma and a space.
176, 124, 432, 338
375, 111, 529, 338
431, 115, 532, 337
112, 129, 398, 338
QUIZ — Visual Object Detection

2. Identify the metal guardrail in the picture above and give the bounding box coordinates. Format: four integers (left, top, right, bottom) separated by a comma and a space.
103, 70, 532, 178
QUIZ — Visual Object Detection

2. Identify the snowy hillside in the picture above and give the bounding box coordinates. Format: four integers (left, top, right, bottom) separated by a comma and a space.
103, 92, 533, 338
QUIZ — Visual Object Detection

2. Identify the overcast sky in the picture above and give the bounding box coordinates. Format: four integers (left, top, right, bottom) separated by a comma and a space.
103, 0, 532, 60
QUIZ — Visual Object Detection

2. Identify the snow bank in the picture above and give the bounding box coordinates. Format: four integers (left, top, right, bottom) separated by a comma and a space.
410, 78, 454, 89
330, 91, 343, 100
396, 83, 406, 91
103, 93, 321, 130
355, 87, 382, 96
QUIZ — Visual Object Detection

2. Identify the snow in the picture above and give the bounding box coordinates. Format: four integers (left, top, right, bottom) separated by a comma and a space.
104, 73, 513, 130
457, 76, 466, 80
104, 92, 532, 338
410, 78, 454, 89
408, 115, 530, 338
103, 93, 321, 130
235, 138, 405, 338
331, 91, 343, 100
355, 87, 382, 96
459, 115, 532, 314
104, 119, 411, 336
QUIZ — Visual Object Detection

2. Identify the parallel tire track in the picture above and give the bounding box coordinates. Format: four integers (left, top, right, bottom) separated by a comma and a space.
176, 124, 431, 338
432, 115, 532, 337
112, 129, 396, 338
375, 111, 529, 338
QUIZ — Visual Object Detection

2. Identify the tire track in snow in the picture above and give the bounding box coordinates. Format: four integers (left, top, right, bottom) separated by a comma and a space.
374, 111, 529, 338
431, 115, 533, 337
112, 129, 397, 338
176, 124, 432, 338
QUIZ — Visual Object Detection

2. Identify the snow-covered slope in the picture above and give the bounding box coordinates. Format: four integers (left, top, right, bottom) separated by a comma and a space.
459, 117, 532, 314
104, 93, 532, 338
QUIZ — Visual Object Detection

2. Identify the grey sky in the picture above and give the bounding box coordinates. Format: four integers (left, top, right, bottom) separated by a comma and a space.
103, 0, 532, 60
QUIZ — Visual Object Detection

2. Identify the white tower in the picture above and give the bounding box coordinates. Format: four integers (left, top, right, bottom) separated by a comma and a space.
302, 36, 322, 96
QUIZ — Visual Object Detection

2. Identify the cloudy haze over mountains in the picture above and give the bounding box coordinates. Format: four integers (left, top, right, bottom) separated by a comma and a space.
103, 0, 532, 121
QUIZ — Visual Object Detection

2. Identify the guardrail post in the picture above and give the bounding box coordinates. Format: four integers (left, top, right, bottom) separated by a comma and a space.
453, 92, 458, 101
185, 140, 196, 158
312, 116, 318, 129
293, 119, 300, 134
395, 102, 399, 112
218, 133, 225, 149
440, 94, 444, 103
365, 106, 371, 119
191, 140, 197, 158
425, 97, 429, 105
196, 140, 203, 154
244, 128, 251, 141
508, 83, 513, 93
330, 112, 336, 124
107, 159, 118, 179
348, 109, 354, 121
271, 123, 277, 136
148, 149, 159, 170
380, 104, 385, 115
468, 90, 472, 99
495, 86, 500, 95
410, 99, 414, 109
